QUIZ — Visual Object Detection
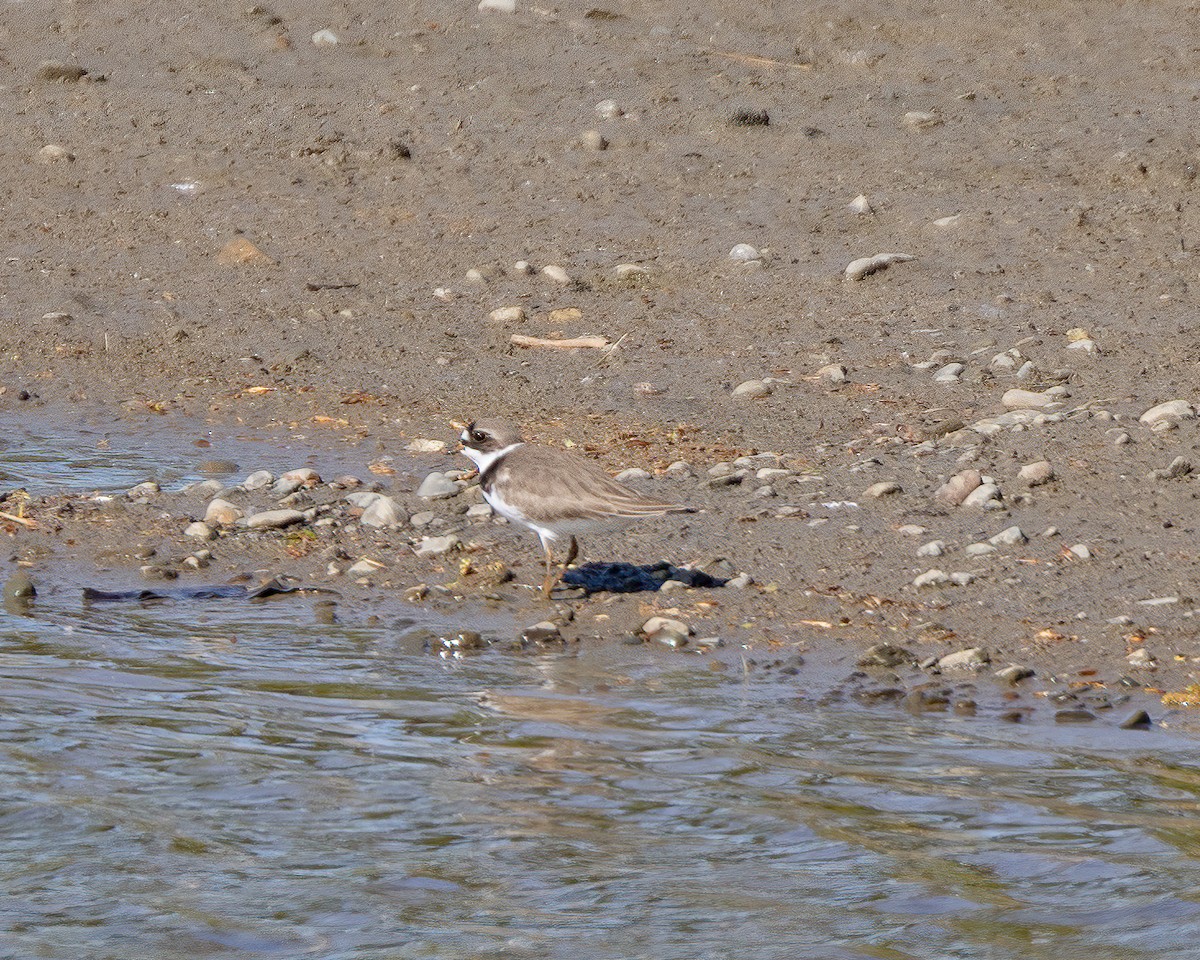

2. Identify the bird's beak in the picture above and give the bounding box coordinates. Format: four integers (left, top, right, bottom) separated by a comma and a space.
449, 420, 467, 449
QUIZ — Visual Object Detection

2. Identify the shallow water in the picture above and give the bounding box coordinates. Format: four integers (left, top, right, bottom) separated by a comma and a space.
0, 410, 382, 492
3, 422, 1200, 959
2, 590, 1200, 960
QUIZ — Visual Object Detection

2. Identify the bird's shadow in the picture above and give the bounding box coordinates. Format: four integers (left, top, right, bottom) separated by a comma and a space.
561, 561, 726, 595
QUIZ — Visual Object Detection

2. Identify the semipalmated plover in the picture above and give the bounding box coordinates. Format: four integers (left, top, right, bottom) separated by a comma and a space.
457, 419, 692, 593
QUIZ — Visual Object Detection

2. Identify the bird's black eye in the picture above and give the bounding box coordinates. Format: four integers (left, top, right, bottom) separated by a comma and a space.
471, 430, 487, 443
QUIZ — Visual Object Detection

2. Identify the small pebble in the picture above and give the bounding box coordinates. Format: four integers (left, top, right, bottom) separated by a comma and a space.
1119, 709, 1152, 730
1018, 461, 1055, 486
246, 509, 305, 530
732, 379, 772, 399
994, 665, 1035, 684
615, 263, 648, 279
205, 499, 244, 526
962, 483, 1003, 509
1068, 544, 1092, 560
311, 29, 339, 45
903, 110, 942, 128
1002, 388, 1055, 409
415, 534, 460, 556
847, 194, 873, 215
488, 306, 525, 324
407, 438, 448, 454
243, 470, 274, 491
361, 496, 405, 529
417, 473, 460, 499
348, 558, 385, 576
1147, 456, 1192, 481
932, 362, 965, 383
184, 521, 216, 540
913, 569, 950, 588
594, 99, 623, 119
37, 144, 75, 163
729, 243, 761, 262
864, 481, 902, 498
580, 129, 608, 151
938, 647, 990, 671
917, 540, 945, 557
817, 363, 848, 383
541, 264, 571, 284
478, 0, 516, 10
1140, 399, 1194, 426
989, 525, 1027, 546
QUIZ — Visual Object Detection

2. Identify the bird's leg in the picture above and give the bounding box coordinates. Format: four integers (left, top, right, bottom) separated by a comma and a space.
563, 536, 579, 568
541, 540, 558, 596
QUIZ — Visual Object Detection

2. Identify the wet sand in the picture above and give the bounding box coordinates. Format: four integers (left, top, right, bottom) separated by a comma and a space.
3, 1, 1200, 730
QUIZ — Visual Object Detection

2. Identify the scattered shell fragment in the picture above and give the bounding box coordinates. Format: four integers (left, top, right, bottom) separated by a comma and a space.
311, 29, 339, 45
903, 110, 942, 129
511, 334, 609, 349
847, 194, 873, 215
844, 252, 914, 281
732, 379, 772, 399
729, 243, 761, 262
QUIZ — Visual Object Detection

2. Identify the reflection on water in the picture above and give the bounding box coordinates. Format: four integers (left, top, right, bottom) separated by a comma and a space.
2, 594, 1200, 960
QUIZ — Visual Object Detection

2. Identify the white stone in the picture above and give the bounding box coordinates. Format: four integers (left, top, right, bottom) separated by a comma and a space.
247, 509, 305, 530
917, 540, 945, 557
989, 525, 1027, 546
817, 363, 848, 383
729, 243, 760, 262
962, 483, 1003, 509
243, 470, 274, 490
311, 29, 339, 45
614, 263, 648, 278
1140, 399, 1195, 426
1068, 544, 1092, 560
913, 569, 950, 588
478, 0, 516, 11
933, 362, 964, 383
1002, 388, 1055, 409
864, 481, 902, 498
1018, 461, 1055, 486
184, 521, 215, 540
406, 438, 448, 454
205, 499, 243, 526
847, 194, 873, 214
541, 264, 570, 284
614, 468, 651, 482
488, 306, 525, 324
732, 379, 772, 399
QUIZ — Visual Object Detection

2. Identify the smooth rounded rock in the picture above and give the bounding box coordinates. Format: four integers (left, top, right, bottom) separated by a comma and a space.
361, 496, 405, 529
729, 243, 761, 262
417, 473, 460, 499
243, 470, 274, 491
1018, 461, 1055, 486
962, 483, 1003, 509
415, 534, 460, 556
733, 379, 772, 399
935, 470, 982, 506
205, 498, 244, 526
1002, 388, 1055, 409
246, 509, 305, 530
1140, 399, 1194, 426
184, 521, 216, 540
938, 647, 990, 670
